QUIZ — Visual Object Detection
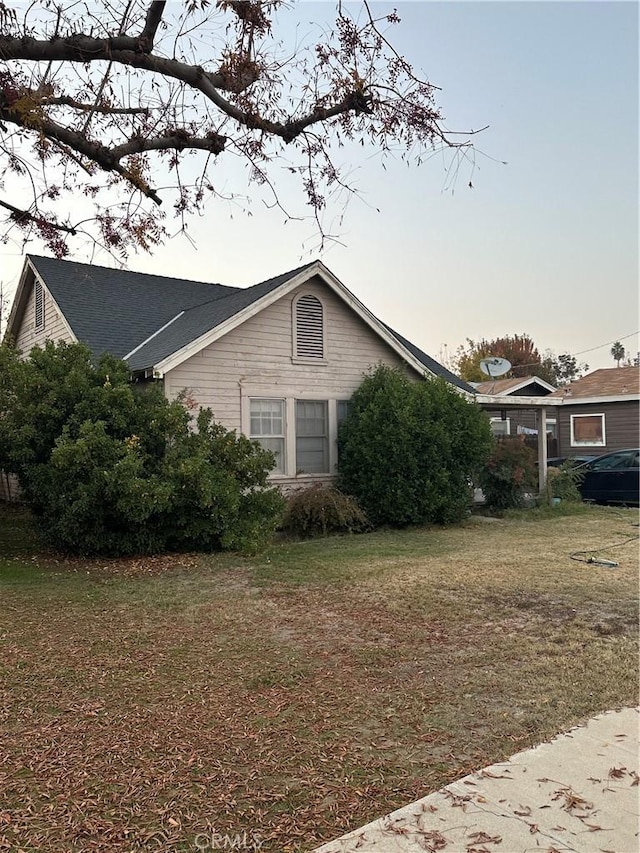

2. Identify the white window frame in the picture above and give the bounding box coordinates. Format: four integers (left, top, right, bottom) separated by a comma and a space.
241, 388, 342, 478
570, 413, 606, 447
291, 292, 327, 364
249, 398, 286, 474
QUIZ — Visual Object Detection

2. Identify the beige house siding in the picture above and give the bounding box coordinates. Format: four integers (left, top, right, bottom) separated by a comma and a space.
557, 401, 640, 457
14, 279, 73, 354
164, 276, 419, 487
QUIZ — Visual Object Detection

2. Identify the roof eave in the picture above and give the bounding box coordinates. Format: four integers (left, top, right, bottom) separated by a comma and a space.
475, 394, 564, 407
555, 394, 640, 405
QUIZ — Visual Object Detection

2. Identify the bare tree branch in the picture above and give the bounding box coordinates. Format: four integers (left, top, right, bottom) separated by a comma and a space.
0, 1, 485, 258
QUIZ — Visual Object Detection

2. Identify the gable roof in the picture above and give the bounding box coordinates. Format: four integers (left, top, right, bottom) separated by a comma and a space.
10, 255, 472, 393
473, 375, 556, 395
547, 367, 640, 401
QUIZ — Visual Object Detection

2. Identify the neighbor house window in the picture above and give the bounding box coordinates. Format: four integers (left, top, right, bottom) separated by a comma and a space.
250, 399, 285, 473
294, 294, 324, 359
34, 280, 45, 330
296, 400, 329, 473
490, 417, 510, 437
570, 413, 606, 446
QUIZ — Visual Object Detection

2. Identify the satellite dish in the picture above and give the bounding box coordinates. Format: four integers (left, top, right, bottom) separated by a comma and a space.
480, 356, 511, 378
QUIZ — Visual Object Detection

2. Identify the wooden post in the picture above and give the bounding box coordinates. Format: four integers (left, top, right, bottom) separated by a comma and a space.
537, 406, 548, 496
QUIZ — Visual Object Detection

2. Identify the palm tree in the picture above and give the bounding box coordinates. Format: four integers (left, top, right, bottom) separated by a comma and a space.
611, 341, 625, 367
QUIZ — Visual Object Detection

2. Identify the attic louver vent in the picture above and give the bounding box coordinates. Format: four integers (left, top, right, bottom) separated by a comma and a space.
34, 280, 44, 330
295, 294, 324, 359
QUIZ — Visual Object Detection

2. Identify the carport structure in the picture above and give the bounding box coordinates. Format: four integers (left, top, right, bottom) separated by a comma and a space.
474, 393, 564, 494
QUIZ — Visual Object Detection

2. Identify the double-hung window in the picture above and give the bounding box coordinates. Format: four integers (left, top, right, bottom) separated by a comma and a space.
296, 400, 329, 473
250, 399, 285, 473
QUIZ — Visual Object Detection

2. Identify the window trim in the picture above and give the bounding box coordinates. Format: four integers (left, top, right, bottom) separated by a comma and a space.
291, 292, 327, 364
570, 413, 606, 447
241, 388, 343, 478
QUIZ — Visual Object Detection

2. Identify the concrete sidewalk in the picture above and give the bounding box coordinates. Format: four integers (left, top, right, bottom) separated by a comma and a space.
315, 707, 639, 853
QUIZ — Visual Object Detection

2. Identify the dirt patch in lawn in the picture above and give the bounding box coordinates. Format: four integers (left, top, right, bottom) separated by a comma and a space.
0, 505, 638, 852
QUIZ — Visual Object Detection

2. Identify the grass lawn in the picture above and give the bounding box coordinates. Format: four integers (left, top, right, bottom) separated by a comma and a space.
0, 503, 638, 852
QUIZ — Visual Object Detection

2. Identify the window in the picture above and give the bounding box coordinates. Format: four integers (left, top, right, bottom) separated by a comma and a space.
571, 413, 606, 446
250, 399, 285, 473
294, 294, 324, 359
296, 400, 329, 473
490, 417, 510, 437
34, 280, 45, 330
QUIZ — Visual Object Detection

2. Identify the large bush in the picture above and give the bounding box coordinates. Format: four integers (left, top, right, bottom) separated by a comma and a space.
1, 341, 284, 555
337, 365, 492, 527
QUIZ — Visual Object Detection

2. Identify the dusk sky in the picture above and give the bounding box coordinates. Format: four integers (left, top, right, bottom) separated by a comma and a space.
1, 1, 638, 372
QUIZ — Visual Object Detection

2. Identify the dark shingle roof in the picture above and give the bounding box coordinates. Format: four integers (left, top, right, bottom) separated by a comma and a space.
28, 255, 237, 359
28, 255, 471, 392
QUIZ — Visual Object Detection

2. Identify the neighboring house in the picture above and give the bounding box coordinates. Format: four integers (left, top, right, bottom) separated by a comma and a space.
547, 367, 640, 458
4, 254, 473, 492
472, 375, 557, 444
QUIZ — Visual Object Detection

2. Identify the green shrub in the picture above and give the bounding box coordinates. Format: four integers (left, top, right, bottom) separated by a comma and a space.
1, 341, 284, 556
283, 484, 369, 537
479, 438, 537, 510
337, 365, 492, 527
546, 460, 585, 503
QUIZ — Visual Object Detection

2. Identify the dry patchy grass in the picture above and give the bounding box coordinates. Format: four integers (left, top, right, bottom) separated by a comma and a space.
0, 504, 638, 852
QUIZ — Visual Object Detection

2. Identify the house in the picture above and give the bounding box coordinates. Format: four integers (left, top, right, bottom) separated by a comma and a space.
546, 367, 640, 458
471, 376, 557, 446
4, 255, 473, 491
